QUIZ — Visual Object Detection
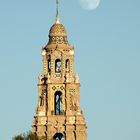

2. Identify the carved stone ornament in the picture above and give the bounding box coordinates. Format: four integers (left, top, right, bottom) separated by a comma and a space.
32, 7, 87, 139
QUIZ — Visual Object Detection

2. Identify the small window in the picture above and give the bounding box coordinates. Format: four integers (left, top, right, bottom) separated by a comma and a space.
66, 59, 69, 72
55, 59, 61, 73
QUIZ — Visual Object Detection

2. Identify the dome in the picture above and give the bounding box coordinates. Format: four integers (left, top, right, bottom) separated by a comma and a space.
49, 23, 67, 37
47, 22, 69, 45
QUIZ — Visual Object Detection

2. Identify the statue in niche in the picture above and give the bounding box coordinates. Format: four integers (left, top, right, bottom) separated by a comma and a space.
39, 92, 45, 106
71, 93, 80, 111
72, 99, 79, 111
39, 95, 44, 106
38, 74, 47, 84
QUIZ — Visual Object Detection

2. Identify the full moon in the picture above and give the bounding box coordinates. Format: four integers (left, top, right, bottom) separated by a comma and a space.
78, 0, 100, 10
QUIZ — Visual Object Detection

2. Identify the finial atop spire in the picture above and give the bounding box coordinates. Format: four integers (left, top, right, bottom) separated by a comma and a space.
56, 0, 60, 24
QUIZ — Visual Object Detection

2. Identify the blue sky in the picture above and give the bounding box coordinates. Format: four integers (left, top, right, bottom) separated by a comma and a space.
0, 0, 140, 140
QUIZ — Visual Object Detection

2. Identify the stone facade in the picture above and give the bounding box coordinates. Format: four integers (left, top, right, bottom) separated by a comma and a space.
32, 17, 87, 140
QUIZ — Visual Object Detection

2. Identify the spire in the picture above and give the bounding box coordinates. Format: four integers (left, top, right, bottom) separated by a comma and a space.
56, 0, 60, 24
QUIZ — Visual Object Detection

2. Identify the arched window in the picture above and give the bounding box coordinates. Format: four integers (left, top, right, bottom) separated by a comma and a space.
55, 59, 61, 73
66, 59, 69, 72
48, 58, 51, 72
53, 133, 64, 140
55, 91, 63, 115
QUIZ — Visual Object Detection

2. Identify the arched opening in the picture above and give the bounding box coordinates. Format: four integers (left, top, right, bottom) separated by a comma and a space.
53, 133, 64, 140
54, 91, 63, 115
55, 59, 61, 73
66, 59, 69, 72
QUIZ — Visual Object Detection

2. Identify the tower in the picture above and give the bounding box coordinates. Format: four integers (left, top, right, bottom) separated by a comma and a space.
32, 1, 87, 140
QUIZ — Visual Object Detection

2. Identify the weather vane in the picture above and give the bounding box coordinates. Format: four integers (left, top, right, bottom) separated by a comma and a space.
56, 0, 60, 24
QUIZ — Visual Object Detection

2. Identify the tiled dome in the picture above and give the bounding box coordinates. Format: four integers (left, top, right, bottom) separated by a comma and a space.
47, 23, 68, 45
49, 23, 67, 37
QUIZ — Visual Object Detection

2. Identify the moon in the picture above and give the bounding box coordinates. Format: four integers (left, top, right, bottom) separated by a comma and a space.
78, 0, 100, 10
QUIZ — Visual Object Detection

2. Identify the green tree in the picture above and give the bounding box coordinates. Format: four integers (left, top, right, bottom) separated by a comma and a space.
12, 131, 40, 140
12, 135, 24, 140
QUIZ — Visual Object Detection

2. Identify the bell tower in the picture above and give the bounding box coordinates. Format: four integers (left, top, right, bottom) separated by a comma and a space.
32, 1, 87, 140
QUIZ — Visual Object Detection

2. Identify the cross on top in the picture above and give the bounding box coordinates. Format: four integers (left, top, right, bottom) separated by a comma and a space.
55, 0, 60, 23
56, 0, 59, 16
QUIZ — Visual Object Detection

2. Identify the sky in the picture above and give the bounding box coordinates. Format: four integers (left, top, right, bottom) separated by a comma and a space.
0, 0, 140, 140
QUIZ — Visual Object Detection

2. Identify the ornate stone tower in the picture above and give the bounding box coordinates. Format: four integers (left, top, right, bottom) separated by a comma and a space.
32, 1, 87, 140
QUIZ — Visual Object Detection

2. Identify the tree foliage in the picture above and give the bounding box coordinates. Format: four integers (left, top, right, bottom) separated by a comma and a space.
12, 131, 40, 140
